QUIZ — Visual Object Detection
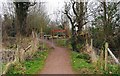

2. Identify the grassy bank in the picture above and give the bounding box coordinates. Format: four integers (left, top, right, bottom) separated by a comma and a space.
71, 51, 120, 74
53, 39, 120, 74
6, 50, 48, 75
71, 51, 98, 74
24, 51, 48, 74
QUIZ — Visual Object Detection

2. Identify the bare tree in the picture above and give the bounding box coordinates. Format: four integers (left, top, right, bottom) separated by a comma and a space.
63, 0, 88, 52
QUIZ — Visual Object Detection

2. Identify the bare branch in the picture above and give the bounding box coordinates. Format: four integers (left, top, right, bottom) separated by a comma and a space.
72, 2, 78, 17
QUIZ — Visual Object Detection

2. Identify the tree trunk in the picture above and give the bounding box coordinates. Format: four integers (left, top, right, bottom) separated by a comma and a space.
103, 1, 107, 42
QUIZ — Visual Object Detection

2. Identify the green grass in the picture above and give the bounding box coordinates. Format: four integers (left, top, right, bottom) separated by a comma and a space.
2, 63, 6, 71
24, 51, 48, 74
54, 39, 72, 49
71, 51, 96, 74
55, 39, 67, 46
71, 51, 120, 74
105, 64, 120, 74
6, 50, 48, 75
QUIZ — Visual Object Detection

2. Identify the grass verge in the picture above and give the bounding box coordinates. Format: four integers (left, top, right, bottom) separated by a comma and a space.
6, 50, 48, 75
24, 51, 48, 74
71, 51, 120, 74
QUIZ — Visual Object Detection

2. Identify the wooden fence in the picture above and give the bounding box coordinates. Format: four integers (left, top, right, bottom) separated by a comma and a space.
2, 31, 39, 74
86, 39, 120, 71
104, 42, 120, 71
2, 49, 15, 63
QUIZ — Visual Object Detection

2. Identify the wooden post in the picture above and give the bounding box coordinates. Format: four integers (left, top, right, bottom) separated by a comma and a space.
51, 31, 54, 48
100, 49, 104, 69
16, 45, 20, 62
105, 42, 108, 71
31, 31, 36, 57
41, 28, 44, 50
41, 28, 42, 39
57, 34, 58, 45
91, 39, 93, 49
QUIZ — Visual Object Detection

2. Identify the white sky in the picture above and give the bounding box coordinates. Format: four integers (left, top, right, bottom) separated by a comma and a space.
0, 0, 119, 21
0, 0, 70, 21
45, 0, 70, 21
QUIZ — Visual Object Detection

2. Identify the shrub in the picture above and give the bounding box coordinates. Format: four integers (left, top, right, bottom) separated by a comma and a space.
76, 53, 90, 61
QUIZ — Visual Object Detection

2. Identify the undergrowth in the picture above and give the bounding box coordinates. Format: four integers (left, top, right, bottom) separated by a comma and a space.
6, 50, 48, 75
71, 51, 120, 74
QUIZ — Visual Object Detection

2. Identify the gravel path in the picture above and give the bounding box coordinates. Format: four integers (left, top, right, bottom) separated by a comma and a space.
39, 39, 74, 74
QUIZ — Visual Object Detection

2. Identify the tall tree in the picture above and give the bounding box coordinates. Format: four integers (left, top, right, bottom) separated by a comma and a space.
90, 1, 120, 50
64, 0, 88, 52
14, 1, 36, 36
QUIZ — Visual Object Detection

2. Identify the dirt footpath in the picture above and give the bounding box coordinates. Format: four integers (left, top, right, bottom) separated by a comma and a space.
39, 39, 74, 74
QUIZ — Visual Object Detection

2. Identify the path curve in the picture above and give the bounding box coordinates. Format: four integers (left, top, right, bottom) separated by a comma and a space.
39, 39, 74, 74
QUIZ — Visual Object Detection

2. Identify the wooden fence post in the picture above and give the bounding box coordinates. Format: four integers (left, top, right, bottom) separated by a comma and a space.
105, 42, 108, 71
100, 49, 104, 69
16, 45, 20, 62
91, 39, 93, 49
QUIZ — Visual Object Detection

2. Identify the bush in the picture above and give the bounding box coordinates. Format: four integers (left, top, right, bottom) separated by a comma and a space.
76, 53, 90, 60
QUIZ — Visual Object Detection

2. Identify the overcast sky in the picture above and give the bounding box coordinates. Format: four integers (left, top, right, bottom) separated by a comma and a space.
45, 0, 70, 21
0, 0, 70, 21
0, 0, 119, 21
